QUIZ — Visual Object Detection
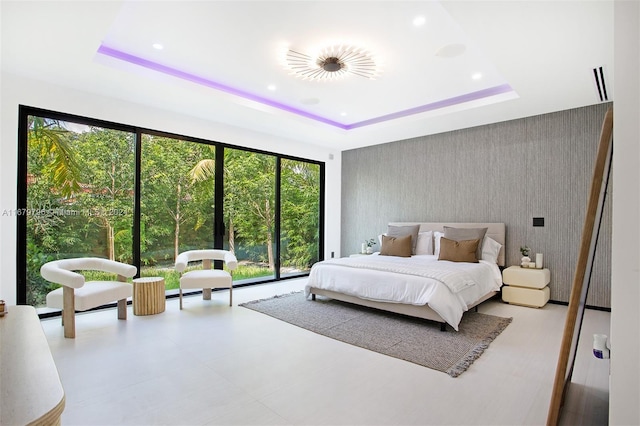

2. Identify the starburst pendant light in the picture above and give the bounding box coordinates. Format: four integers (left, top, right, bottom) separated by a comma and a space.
285, 45, 380, 81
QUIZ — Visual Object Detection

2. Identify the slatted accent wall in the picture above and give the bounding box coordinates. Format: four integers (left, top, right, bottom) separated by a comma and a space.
341, 103, 612, 308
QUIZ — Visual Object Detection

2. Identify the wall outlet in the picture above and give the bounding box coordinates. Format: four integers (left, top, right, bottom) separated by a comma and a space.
533, 217, 545, 227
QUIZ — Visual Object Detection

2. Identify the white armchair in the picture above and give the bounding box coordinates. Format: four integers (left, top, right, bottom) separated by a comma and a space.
41, 257, 137, 338
175, 249, 237, 310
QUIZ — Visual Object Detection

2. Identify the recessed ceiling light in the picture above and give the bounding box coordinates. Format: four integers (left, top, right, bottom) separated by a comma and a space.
341, 112, 347, 117
413, 15, 426, 26
472, 72, 483, 80
152, 43, 164, 50
267, 84, 277, 91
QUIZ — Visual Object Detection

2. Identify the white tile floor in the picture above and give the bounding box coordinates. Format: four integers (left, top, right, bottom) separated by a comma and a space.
41, 278, 610, 425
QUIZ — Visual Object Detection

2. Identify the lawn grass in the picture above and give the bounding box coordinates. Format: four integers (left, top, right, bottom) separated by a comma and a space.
139, 264, 274, 290
84, 263, 289, 291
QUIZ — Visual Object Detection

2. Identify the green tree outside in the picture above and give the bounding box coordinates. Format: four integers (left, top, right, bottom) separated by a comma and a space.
25, 116, 321, 306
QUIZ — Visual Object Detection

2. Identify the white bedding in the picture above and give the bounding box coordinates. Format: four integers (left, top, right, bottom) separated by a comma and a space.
305, 254, 503, 331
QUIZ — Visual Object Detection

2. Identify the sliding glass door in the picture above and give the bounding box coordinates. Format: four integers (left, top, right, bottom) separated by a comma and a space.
23, 116, 134, 307
18, 106, 324, 308
139, 134, 216, 291
223, 148, 276, 282
280, 159, 320, 277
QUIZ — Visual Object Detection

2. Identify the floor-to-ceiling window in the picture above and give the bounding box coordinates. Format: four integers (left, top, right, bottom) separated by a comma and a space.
223, 148, 276, 282
139, 134, 217, 290
280, 159, 320, 277
17, 106, 324, 309
21, 114, 135, 307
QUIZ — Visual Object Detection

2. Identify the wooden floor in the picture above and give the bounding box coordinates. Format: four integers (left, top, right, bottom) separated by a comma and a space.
41, 278, 610, 425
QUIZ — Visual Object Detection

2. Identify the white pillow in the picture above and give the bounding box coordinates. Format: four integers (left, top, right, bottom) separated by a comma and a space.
433, 231, 444, 257
415, 231, 434, 255
480, 237, 502, 263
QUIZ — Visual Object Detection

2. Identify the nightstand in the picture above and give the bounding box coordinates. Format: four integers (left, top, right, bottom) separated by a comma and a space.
502, 266, 551, 308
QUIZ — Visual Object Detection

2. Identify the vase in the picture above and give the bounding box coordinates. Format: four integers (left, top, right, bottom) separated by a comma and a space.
521, 256, 531, 267
366, 247, 373, 254
535, 253, 543, 268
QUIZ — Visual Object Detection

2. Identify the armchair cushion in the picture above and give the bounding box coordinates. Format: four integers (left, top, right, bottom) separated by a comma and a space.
180, 270, 232, 290
46, 281, 132, 311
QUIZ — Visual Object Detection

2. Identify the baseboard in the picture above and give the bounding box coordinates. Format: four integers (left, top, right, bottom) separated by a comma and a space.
547, 299, 611, 312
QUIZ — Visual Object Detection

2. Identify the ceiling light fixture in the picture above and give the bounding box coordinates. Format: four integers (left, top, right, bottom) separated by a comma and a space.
472, 72, 483, 80
267, 84, 276, 91
413, 15, 426, 26
285, 45, 380, 81
152, 43, 164, 50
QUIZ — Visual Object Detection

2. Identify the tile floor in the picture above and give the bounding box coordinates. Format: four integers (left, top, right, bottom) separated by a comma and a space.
41, 278, 610, 425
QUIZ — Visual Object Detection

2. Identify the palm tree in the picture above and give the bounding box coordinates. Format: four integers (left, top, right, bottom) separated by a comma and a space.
28, 116, 81, 197
190, 152, 276, 270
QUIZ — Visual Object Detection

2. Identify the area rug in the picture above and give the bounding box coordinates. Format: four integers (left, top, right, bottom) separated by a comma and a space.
240, 291, 512, 377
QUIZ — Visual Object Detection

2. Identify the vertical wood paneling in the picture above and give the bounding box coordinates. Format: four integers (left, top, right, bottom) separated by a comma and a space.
342, 103, 612, 308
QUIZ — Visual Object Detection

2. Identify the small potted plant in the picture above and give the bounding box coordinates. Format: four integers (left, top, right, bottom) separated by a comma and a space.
520, 246, 531, 266
365, 238, 376, 254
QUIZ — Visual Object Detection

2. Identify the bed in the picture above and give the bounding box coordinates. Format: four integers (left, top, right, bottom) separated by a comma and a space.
305, 222, 506, 331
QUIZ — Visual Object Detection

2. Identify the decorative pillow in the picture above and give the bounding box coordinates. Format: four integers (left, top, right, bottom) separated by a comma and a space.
443, 227, 488, 260
387, 225, 420, 254
434, 231, 444, 257
480, 237, 502, 263
438, 237, 480, 263
380, 234, 412, 257
415, 231, 434, 255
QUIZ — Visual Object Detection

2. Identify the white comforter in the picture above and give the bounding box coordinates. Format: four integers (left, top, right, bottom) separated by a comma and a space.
305, 254, 502, 331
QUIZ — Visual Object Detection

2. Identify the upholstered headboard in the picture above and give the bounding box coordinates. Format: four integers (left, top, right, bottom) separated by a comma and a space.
388, 222, 506, 266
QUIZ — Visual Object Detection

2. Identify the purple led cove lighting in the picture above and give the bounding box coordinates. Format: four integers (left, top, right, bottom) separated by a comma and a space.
345, 84, 514, 130
97, 44, 348, 129
97, 44, 514, 130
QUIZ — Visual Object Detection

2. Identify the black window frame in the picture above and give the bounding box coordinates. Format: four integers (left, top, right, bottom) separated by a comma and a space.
17, 105, 325, 307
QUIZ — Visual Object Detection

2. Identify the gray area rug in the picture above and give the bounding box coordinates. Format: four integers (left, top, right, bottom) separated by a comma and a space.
240, 291, 512, 377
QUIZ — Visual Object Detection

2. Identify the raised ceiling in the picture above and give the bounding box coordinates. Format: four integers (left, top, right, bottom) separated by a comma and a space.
1, 1, 613, 150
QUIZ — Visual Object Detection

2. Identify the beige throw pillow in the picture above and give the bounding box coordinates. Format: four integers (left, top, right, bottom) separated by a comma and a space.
387, 225, 420, 254
438, 237, 480, 263
443, 227, 488, 260
380, 234, 412, 257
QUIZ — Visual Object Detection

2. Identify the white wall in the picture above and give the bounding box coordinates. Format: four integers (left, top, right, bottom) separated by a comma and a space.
610, 1, 640, 424
0, 72, 342, 304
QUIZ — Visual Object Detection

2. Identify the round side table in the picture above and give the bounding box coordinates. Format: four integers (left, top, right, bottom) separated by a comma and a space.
132, 277, 166, 315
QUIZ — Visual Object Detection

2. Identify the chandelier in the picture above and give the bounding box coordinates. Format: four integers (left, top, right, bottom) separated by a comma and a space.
285, 45, 380, 81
